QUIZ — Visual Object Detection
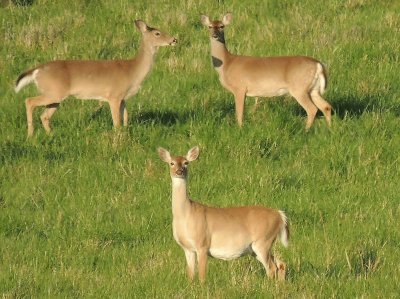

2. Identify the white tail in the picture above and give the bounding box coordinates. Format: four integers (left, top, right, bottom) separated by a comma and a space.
201, 13, 332, 130
15, 20, 177, 137
15, 69, 39, 93
278, 210, 289, 248
158, 146, 289, 282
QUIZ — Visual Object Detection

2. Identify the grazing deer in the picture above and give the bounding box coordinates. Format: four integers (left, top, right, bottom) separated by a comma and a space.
15, 20, 177, 137
201, 13, 332, 130
158, 146, 289, 282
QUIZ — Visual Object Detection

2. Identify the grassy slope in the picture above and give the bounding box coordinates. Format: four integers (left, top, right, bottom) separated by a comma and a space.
1, 0, 400, 297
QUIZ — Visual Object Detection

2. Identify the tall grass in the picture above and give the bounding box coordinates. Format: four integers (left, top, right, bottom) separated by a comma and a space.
1, 0, 399, 297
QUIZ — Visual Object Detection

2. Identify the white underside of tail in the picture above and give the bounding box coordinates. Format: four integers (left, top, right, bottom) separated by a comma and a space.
15, 69, 39, 93
316, 63, 326, 95
278, 210, 289, 248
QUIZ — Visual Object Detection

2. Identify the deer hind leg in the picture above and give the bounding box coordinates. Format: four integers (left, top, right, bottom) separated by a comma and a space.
184, 249, 196, 282
40, 103, 60, 134
310, 90, 332, 127
291, 92, 318, 131
25, 95, 61, 137
252, 239, 277, 279
274, 256, 287, 281
233, 90, 246, 127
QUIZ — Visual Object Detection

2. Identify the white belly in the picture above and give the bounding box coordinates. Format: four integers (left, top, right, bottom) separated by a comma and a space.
247, 88, 288, 97
209, 245, 253, 261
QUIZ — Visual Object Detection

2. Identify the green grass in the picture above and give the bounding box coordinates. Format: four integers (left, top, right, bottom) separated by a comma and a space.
1, 0, 400, 297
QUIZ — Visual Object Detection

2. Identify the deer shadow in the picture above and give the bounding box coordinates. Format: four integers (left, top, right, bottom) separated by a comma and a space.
132, 109, 194, 126
9, 0, 34, 6
88, 105, 196, 127
331, 93, 394, 119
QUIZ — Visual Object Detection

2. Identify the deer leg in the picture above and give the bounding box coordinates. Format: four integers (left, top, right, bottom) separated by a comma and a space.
233, 90, 246, 126
252, 239, 277, 279
184, 249, 196, 282
197, 248, 208, 283
109, 99, 122, 128
251, 97, 260, 113
40, 103, 60, 134
291, 92, 318, 131
25, 95, 61, 137
310, 90, 332, 127
120, 100, 128, 127
94, 102, 104, 113
274, 256, 287, 281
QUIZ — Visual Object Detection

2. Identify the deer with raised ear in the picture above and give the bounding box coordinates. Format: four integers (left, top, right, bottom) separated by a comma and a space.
15, 20, 177, 137
158, 146, 289, 282
201, 13, 332, 130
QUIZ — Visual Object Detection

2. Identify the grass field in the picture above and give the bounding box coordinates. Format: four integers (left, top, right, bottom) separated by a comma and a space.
1, 0, 400, 297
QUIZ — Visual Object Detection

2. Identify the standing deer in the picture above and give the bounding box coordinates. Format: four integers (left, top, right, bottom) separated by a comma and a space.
201, 13, 332, 130
15, 20, 177, 137
158, 146, 289, 282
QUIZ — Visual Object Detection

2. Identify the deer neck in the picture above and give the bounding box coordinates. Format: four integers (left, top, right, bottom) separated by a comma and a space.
129, 41, 158, 80
210, 36, 231, 70
171, 177, 191, 218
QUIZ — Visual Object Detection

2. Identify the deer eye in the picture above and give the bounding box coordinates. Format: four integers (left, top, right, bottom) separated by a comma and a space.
155, 32, 161, 36
170, 162, 175, 166
219, 25, 224, 29
183, 161, 189, 166
208, 25, 213, 29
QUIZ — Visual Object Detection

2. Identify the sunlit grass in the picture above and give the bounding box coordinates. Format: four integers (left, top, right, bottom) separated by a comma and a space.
1, 0, 399, 297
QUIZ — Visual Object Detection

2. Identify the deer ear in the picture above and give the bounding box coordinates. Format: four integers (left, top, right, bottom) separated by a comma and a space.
222, 13, 232, 25
186, 146, 200, 162
201, 15, 211, 26
135, 20, 148, 33
158, 147, 172, 163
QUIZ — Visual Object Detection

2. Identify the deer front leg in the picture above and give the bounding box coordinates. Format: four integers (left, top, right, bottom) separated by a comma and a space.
197, 248, 208, 283
251, 97, 260, 114
233, 90, 246, 126
120, 100, 128, 127
184, 249, 196, 282
109, 99, 122, 128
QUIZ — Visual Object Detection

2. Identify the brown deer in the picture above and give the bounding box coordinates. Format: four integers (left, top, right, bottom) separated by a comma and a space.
201, 13, 332, 130
15, 20, 177, 137
158, 146, 289, 282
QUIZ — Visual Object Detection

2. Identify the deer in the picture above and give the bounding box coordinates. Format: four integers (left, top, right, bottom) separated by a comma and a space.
15, 20, 177, 137
158, 146, 289, 282
201, 13, 332, 130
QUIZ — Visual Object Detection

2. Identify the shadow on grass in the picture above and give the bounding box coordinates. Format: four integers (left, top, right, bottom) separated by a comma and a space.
347, 247, 381, 277
87, 103, 197, 127
87, 92, 399, 128
332, 94, 390, 119
0, 140, 37, 164
1, 0, 35, 7
133, 110, 194, 126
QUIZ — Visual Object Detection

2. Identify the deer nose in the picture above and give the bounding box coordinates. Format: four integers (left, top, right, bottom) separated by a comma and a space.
176, 169, 183, 175
170, 38, 178, 45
